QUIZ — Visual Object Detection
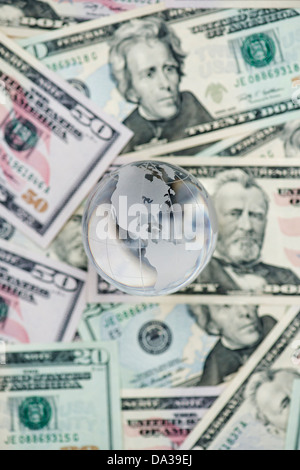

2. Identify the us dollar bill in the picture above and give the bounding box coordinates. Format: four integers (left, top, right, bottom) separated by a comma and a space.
196, 118, 300, 159
285, 379, 300, 450
166, 1, 300, 9
122, 387, 222, 450
181, 305, 300, 450
20, 5, 300, 159
0, 341, 122, 450
0, 202, 88, 271
0, 32, 131, 248
0, 238, 87, 344
0, 0, 160, 38
79, 302, 286, 388
88, 158, 300, 304
147, 116, 300, 159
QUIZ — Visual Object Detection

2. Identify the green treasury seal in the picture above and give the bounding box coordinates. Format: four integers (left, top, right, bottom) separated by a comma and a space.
19, 397, 52, 431
241, 33, 276, 68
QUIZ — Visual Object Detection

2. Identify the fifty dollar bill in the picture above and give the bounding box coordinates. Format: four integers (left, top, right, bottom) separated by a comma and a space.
20, 5, 300, 158
88, 158, 300, 304
0, 341, 122, 450
0, 32, 131, 248
122, 387, 222, 450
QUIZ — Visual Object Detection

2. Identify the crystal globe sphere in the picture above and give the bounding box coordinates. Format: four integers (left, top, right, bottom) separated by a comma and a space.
83, 161, 218, 296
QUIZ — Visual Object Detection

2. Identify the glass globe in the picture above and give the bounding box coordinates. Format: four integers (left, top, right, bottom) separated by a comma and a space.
83, 161, 218, 296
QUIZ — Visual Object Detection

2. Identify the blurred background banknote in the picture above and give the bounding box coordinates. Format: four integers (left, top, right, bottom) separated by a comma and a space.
79, 302, 287, 388
0, 342, 122, 450
121, 387, 222, 450
0, 0, 160, 38
196, 119, 300, 159
0, 0, 299, 453
20, 6, 300, 158
148, 116, 300, 160
0, 32, 131, 247
285, 379, 300, 450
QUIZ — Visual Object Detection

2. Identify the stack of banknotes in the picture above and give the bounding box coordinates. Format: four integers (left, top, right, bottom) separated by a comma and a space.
0, 0, 300, 451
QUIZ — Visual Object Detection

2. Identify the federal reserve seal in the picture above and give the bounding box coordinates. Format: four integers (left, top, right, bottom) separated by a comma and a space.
19, 397, 52, 431
241, 33, 276, 68
0, 218, 15, 241
4, 118, 39, 152
0, 297, 8, 323
138, 321, 172, 355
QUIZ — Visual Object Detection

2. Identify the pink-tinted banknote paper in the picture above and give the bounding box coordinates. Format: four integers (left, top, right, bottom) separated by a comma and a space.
0, 238, 86, 344
122, 387, 222, 450
0, 32, 131, 247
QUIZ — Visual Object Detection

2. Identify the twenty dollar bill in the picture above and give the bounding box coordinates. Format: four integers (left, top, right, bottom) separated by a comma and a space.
0, 0, 159, 38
